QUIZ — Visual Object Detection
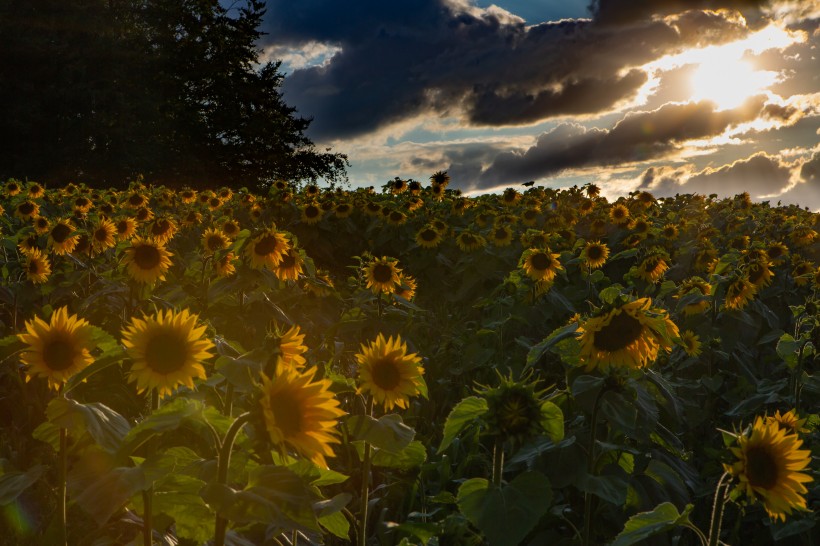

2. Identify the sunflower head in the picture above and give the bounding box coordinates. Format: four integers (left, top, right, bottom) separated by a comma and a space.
246, 228, 290, 270
301, 202, 323, 224
723, 273, 757, 311
636, 251, 670, 284
581, 240, 610, 269
679, 330, 702, 357
416, 226, 443, 248
356, 334, 425, 411
477, 371, 557, 446
18, 307, 95, 390
122, 308, 214, 398
123, 237, 173, 284
364, 256, 402, 295
521, 248, 563, 283
263, 324, 308, 375
765, 410, 809, 435
274, 247, 304, 281
24, 249, 52, 284
724, 416, 813, 522
202, 228, 230, 253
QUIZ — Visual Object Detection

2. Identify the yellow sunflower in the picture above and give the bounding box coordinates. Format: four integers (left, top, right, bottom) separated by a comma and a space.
356, 334, 425, 411
395, 272, 417, 300
15, 200, 40, 221
581, 241, 609, 269
661, 224, 679, 239
122, 237, 173, 284
791, 261, 814, 287
490, 225, 514, 247
18, 307, 95, 390
456, 231, 486, 252
636, 254, 669, 284
415, 226, 443, 248
724, 274, 756, 311
122, 308, 214, 398
221, 218, 241, 239
302, 270, 334, 297
245, 229, 290, 270
678, 277, 712, 315
202, 228, 230, 254
181, 210, 202, 227
214, 252, 237, 278
90, 218, 118, 253
147, 217, 178, 245
609, 204, 630, 226
48, 219, 79, 255
578, 298, 679, 372
263, 324, 308, 375
301, 202, 323, 224
766, 410, 808, 435
134, 206, 154, 224
27, 182, 45, 198
115, 217, 138, 241
386, 210, 407, 226
747, 260, 774, 290
72, 196, 94, 215
680, 330, 702, 357
24, 249, 52, 284
32, 216, 50, 234
259, 367, 345, 467
334, 202, 353, 218
5, 179, 22, 196
274, 247, 304, 281
179, 189, 197, 204
365, 256, 401, 295
521, 248, 563, 283
725, 416, 813, 522
766, 242, 789, 265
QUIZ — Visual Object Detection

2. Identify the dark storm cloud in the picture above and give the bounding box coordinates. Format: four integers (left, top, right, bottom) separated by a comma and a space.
679, 152, 793, 197
262, 0, 751, 139
472, 96, 767, 188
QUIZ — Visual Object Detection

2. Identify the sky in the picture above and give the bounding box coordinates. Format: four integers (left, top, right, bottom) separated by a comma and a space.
255, 0, 820, 209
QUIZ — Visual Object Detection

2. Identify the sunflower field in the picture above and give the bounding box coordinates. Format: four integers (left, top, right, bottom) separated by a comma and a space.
0, 176, 818, 546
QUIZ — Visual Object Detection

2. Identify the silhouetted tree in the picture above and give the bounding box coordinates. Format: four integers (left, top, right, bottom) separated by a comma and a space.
0, 0, 347, 189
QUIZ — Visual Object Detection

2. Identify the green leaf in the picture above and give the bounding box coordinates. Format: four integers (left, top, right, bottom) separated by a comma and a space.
46, 397, 130, 453
457, 471, 552, 546
371, 440, 427, 469
776, 333, 801, 369
119, 398, 204, 457
539, 401, 564, 443
74, 466, 147, 525
0, 465, 47, 505
132, 474, 214, 544
346, 414, 415, 453
438, 396, 488, 453
318, 510, 350, 540
611, 502, 694, 546
599, 286, 623, 305
524, 323, 579, 370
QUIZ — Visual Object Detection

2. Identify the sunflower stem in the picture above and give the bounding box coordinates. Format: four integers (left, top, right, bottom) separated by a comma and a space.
358, 397, 374, 546
143, 389, 160, 546
583, 385, 607, 546
707, 472, 730, 546
492, 438, 504, 487
58, 425, 67, 546
214, 411, 252, 546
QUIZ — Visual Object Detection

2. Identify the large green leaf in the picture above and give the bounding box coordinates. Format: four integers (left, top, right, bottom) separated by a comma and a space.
315, 493, 352, 539
457, 471, 552, 546
611, 502, 694, 546
370, 440, 427, 469
119, 398, 205, 457
46, 397, 130, 453
0, 464, 47, 505
132, 473, 214, 544
539, 401, 564, 443
438, 396, 488, 453
346, 414, 414, 453
524, 323, 579, 370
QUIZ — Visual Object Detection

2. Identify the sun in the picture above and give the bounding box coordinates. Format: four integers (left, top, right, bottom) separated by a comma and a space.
689, 54, 777, 110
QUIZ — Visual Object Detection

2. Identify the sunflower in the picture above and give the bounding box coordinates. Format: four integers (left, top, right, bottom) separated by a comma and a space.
364, 256, 401, 295
122, 308, 214, 398
147, 217, 178, 245
18, 307, 95, 390
90, 218, 118, 253
179, 189, 197, 204
386, 210, 407, 226
747, 260, 774, 290
477, 372, 554, 446
274, 247, 304, 281
730, 235, 750, 251
17, 232, 40, 254
632, 218, 651, 236
521, 248, 563, 283
430, 183, 445, 201
680, 330, 702, 357
213, 252, 237, 278
263, 324, 308, 375
501, 188, 520, 207
73, 196, 94, 215
259, 366, 345, 467
390, 178, 407, 194
246, 229, 290, 270
520, 230, 549, 248
122, 237, 173, 284
636, 254, 669, 284
677, 277, 711, 315
416, 226, 443, 248
609, 204, 630, 226
766, 242, 789, 265
114, 217, 138, 241
134, 206, 154, 224
27, 182, 45, 198
581, 241, 609, 269
32, 216, 50, 234
301, 202, 323, 224
694, 246, 718, 273
304, 184, 320, 197
221, 219, 241, 239
356, 334, 425, 411
724, 416, 813, 522
334, 202, 353, 218
430, 170, 450, 187
23, 249, 52, 284
124, 192, 148, 209
202, 228, 230, 254
395, 272, 417, 300
303, 269, 334, 297
661, 224, 679, 239
766, 410, 808, 435
723, 274, 756, 311
15, 200, 40, 221
490, 225, 514, 247
578, 297, 679, 372
456, 231, 486, 252
635, 191, 655, 208
791, 261, 814, 287
5, 179, 21, 196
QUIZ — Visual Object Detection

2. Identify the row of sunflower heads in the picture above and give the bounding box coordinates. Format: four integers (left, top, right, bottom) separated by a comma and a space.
723, 409, 814, 522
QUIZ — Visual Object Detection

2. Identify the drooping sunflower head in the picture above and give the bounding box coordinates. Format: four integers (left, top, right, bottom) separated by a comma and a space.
679, 330, 702, 357
259, 367, 345, 467
456, 231, 486, 252
765, 409, 809, 435
148, 217, 178, 245
791, 260, 814, 286
356, 333, 425, 411
122, 308, 214, 398
477, 371, 556, 446
214, 251, 237, 278
274, 247, 304, 282
394, 272, 417, 301
245, 228, 290, 270
490, 225, 514, 247
521, 248, 563, 283
18, 307, 95, 390
416, 226, 443, 248
301, 202, 323, 225
24, 249, 52, 284
501, 188, 520, 206
365, 256, 402, 295
430, 170, 450, 187
581, 240, 609, 269
636, 252, 669, 284
263, 324, 308, 375
766, 242, 789, 264
578, 297, 679, 372
724, 416, 813, 522
747, 260, 774, 290
723, 274, 757, 311
677, 277, 712, 315
123, 237, 173, 284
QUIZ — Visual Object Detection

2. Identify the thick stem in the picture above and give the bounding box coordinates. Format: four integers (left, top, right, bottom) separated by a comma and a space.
214, 412, 253, 546
58, 426, 67, 546
358, 398, 374, 546
492, 438, 504, 487
143, 390, 160, 546
583, 386, 607, 546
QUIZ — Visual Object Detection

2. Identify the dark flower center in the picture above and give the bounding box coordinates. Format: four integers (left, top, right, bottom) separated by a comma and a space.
390, 211, 404, 222
19, 202, 35, 214
461, 234, 475, 245
495, 229, 508, 239
497, 391, 537, 436
43, 335, 77, 371
134, 244, 161, 269
94, 228, 109, 242
268, 390, 302, 437
254, 234, 280, 256
144, 330, 189, 374
136, 208, 150, 221
207, 235, 224, 249
372, 264, 394, 283
594, 311, 644, 352
420, 229, 437, 241
279, 253, 297, 269
51, 223, 72, 243
129, 194, 144, 206
530, 252, 552, 271
643, 258, 661, 273
305, 205, 319, 218
587, 245, 604, 260
745, 445, 779, 489
28, 259, 41, 275
152, 220, 170, 235
371, 358, 402, 390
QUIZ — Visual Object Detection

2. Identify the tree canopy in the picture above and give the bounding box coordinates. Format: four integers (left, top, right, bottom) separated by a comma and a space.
0, 0, 347, 189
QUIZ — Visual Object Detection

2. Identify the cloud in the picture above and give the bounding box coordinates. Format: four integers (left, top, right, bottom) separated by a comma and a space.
588, 1, 770, 26
470, 96, 768, 188
262, 0, 755, 140
678, 152, 793, 198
